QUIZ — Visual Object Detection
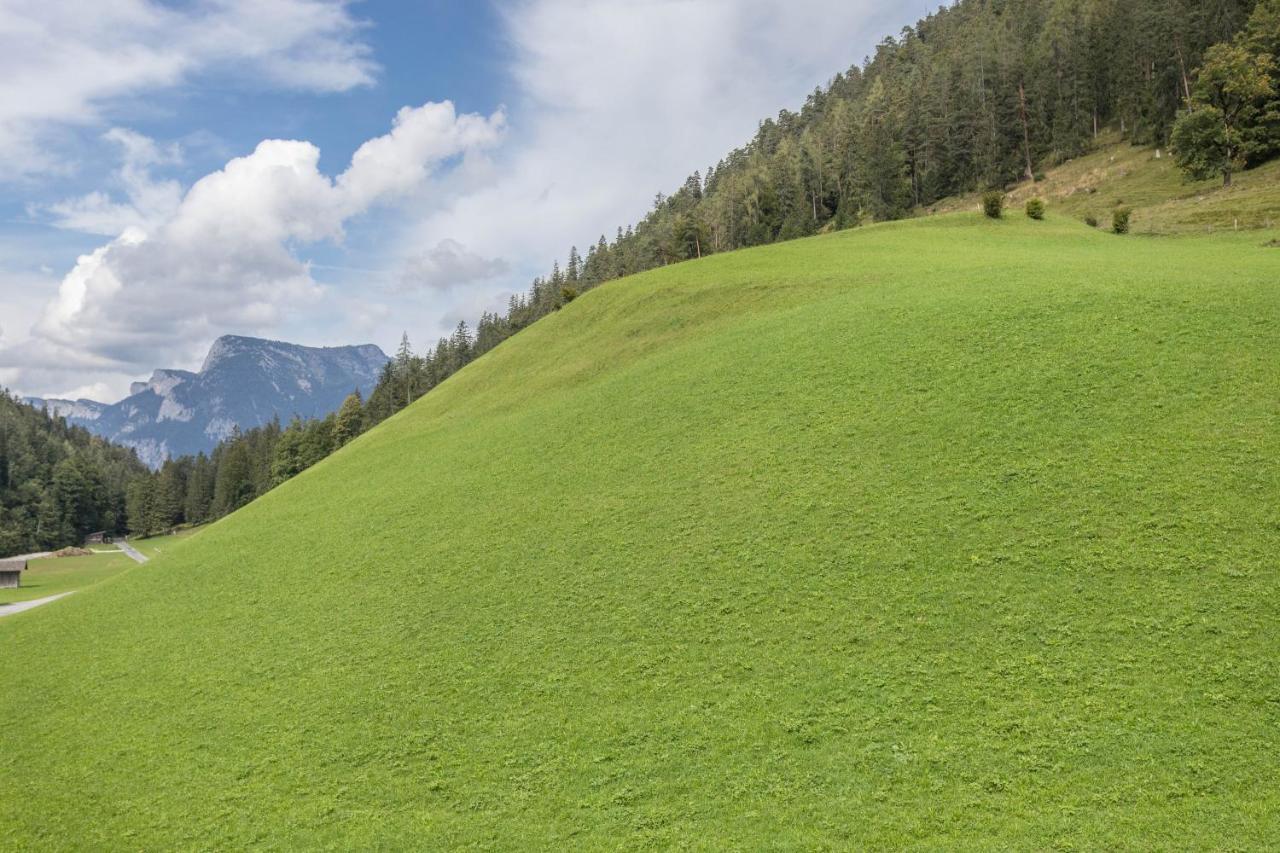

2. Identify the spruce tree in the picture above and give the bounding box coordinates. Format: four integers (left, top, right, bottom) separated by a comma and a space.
333, 392, 365, 447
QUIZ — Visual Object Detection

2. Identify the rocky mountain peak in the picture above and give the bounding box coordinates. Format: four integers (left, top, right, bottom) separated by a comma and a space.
31, 335, 389, 467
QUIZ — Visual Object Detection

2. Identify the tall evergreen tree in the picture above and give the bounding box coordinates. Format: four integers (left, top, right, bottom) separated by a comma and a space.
333, 392, 365, 447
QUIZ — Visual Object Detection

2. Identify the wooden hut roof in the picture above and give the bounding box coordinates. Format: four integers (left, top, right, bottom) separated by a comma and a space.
0, 559, 28, 572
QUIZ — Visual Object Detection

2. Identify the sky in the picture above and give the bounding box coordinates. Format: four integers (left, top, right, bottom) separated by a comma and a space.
0, 0, 936, 402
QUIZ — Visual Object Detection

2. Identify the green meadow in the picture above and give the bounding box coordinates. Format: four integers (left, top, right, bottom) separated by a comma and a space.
129, 526, 204, 560
0, 551, 137, 607
1, 214, 1277, 847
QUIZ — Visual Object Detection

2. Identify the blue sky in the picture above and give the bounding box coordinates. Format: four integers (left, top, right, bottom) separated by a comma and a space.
0, 0, 934, 400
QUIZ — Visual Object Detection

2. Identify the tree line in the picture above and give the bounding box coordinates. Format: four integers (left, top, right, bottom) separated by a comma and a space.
0, 392, 151, 554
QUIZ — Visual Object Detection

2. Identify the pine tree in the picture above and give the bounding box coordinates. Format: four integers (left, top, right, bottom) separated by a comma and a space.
567, 246, 581, 283
333, 391, 365, 447
271, 420, 306, 486
212, 437, 254, 517
395, 333, 415, 407
126, 477, 155, 537
185, 454, 215, 523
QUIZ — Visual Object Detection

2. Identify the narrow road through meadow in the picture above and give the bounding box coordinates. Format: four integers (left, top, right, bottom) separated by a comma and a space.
0, 592, 75, 618
117, 540, 149, 564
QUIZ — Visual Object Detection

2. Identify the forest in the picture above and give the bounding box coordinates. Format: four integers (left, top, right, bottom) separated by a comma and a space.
11, 0, 1280, 546
0, 393, 150, 554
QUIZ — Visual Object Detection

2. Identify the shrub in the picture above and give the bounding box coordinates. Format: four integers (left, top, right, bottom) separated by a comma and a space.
1113, 207, 1132, 235
1025, 198, 1046, 220
561, 286, 579, 303
982, 191, 1005, 219
1084, 215, 1099, 228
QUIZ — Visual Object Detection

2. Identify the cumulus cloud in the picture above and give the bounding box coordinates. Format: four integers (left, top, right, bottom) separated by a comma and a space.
340, 105, 510, 211
400, 239, 510, 292
0, 101, 504, 396
0, 0, 377, 178
35, 128, 184, 235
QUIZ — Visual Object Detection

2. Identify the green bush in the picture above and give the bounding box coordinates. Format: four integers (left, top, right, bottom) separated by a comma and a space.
1025, 198, 1046, 220
1085, 215, 1099, 228
561, 286, 579, 303
982, 191, 1005, 219
1113, 207, 1133, 235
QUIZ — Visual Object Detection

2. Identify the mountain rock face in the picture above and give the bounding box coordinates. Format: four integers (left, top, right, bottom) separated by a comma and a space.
28, 398, 109, 422
27, 336, 388, 468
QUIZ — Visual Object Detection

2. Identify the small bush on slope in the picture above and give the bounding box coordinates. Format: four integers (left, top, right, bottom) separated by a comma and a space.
1114, 206, 1133, 234
982, 191, 1005, 218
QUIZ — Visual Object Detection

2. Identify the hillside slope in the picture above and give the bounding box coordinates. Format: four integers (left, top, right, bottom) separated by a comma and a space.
932, 136, 1280, 234
2, 216, 1278, 848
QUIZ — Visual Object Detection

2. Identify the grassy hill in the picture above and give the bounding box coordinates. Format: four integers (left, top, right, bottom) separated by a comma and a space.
2, 214, 1278, 848
932, 135, 1280, 234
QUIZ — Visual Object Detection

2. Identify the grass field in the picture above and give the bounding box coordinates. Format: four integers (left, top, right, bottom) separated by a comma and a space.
1, 214, 1277, 847
0, 551, 138, 607
934, 134, 1280, 234
129, 526, 204, 559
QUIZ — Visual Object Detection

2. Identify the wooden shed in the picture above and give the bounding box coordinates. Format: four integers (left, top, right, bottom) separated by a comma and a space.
0, 560, 26, 589
85, 531, 108, 545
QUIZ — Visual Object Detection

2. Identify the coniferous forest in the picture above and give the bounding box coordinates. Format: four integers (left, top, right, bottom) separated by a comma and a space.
0, 393, 150, 554
9, 0, 1280, 546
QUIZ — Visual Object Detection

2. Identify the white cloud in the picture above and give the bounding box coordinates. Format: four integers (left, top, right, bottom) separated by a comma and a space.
36, 128, 184, 235
52, 381, 118, 404
0, 0, 377, 179
340, 104, 509, 211
0, 101, 504, 398
400, 239, 510, 292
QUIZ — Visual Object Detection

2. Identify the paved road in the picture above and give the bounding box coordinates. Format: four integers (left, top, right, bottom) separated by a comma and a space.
117, 540, 149, 564
0, 592, 75, 618
4, 551, 52, 562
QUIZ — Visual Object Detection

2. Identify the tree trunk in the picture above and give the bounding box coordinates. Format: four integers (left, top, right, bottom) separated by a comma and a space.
1018, 82, 1035, 182
1174, 42, 1193, 105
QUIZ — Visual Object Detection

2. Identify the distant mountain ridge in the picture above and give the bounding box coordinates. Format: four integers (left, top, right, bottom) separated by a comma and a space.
27, 335, 388, 467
